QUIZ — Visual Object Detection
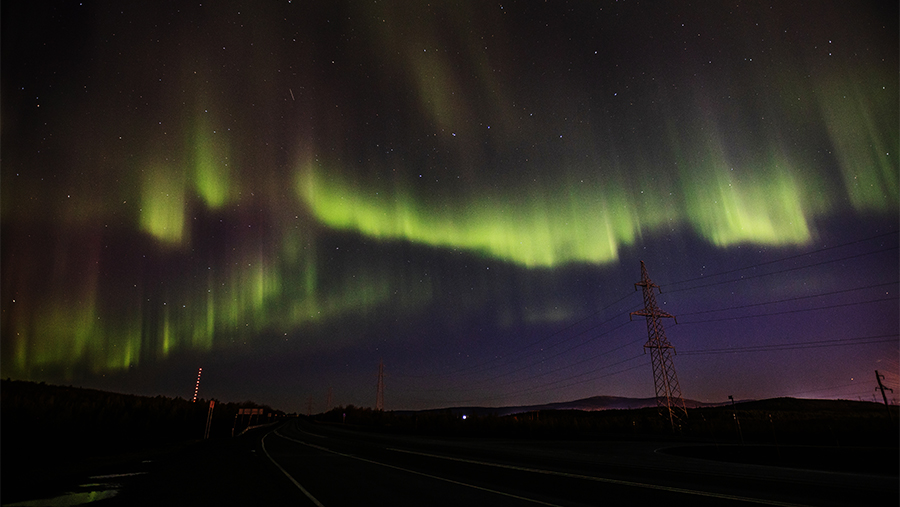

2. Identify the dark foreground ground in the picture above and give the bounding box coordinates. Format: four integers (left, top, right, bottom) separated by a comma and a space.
1, 425, 299, 506
4, 421, 897, 507
0, 380, 285, 506
2, 381, 897, 505
661, 443, 897, 475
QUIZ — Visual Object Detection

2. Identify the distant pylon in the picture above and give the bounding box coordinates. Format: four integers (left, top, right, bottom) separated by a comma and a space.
192, 367, 203, 402
630, 261, 687, 430
326, 387, 334, 411
376, 359, 385, 411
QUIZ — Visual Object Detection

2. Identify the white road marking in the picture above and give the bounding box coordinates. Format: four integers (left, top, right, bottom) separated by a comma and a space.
261, 431, 325, 507
89, 472, 147, 479
273, 429, 562, 506
387, 447, 809, 507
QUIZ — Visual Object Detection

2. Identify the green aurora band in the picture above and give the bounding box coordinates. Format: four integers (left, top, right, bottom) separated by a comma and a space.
6, 79, 898, 381
1, 1, 896, 382
297, 78, 896, 267
298, 155, 825, 269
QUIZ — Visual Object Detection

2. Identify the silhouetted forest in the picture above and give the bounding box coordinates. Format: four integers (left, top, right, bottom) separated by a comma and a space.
312, 399, 898, 474
315, 398, 899, 447
3, 380, 896, 493
1, 379, 286, 494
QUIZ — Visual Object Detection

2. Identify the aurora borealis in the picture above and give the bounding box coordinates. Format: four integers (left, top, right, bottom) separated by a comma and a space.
2, 1, 898, 411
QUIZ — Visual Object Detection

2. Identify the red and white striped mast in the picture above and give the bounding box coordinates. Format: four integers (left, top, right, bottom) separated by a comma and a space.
192, 367, 203, 402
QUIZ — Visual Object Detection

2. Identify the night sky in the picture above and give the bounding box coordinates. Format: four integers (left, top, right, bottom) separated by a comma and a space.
2, 1, 898, 413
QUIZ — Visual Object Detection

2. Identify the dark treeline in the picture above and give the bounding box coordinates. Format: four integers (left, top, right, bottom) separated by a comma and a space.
315, 398, 899, 447
1, 379, 287, 492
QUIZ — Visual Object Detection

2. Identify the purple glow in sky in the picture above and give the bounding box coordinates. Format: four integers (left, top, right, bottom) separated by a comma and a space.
2, 0, 897, 412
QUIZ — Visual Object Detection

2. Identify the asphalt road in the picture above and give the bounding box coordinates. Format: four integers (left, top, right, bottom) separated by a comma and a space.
258, 419, 895, 506
89, 419, 896, 506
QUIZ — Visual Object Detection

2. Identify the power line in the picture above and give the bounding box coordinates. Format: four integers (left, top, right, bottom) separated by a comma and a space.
452, 354, 647, 405
678, 296, 898, 324
396, 231, 898, 408
489, 334, 644, 389
468, 316, 639, 387
679, 282, 897, 317
783, 381, 865, 397
663, 230, 898, 288
493, 355, 648, 403
420, 266, 891, 402
396, 319, 646, 402
395, 290, 640, 380
527, 353, 646, 393
665, 246, 898, 295
679, 333, 898, 356
397, 323, 642, 397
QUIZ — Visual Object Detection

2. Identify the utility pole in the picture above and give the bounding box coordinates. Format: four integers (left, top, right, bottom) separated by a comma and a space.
875, 370, 893, 421
376, 359, 385, 411
630, 261, 687, 431
326, 387, 334, 411
204, 400, 215, 439
729, 395, 744, 444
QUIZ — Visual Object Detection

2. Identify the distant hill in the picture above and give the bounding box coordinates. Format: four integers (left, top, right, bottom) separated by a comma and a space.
396, 395, 725, 417
328, 395, 896, 450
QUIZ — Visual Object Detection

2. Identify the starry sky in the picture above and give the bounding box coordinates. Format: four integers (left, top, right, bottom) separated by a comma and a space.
2, 1, 898, 413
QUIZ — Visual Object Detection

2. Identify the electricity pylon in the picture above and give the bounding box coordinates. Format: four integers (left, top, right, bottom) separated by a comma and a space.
376, 359, 385, 411
630, 261, 687, 431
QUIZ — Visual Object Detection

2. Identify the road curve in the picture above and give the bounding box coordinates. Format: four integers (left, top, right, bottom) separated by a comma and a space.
258, 419, 896, 506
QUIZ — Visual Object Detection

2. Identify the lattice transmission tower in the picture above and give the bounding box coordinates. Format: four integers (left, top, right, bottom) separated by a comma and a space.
375, 359, 385, 411
630, 261, 687, 430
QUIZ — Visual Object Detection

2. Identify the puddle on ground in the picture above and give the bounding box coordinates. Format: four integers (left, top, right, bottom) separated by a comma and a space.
88, 472, 146, 480
2, 487, 117, 507
2, 472, 146, 506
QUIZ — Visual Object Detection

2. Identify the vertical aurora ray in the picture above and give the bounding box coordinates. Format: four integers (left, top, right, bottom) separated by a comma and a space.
9, 284, 149, 378
161, 305, 172, 356
677, 130, 816, 247
199, 272, 215, 350
297, 162, 660, 267
1, 0, 896, 400
140, 164, 187, 246
685, 164, 812, 247
191, 112, 234, 210
0, 212, 433, 381
815, 71, 899, 211
297, 140, 836, 268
